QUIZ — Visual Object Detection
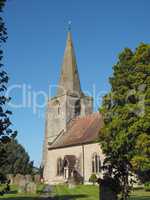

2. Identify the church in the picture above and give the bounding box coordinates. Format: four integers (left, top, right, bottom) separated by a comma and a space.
42, 30, 104, 184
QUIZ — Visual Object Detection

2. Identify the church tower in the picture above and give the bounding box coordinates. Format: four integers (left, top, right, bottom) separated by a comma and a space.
42, 30, 93, 167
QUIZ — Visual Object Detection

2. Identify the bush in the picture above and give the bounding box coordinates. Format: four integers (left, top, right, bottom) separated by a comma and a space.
144, 182, 150, 191
36, 183, 45, 193
0, 183, 10, 196
0, 174, 10, 196
0, 173, 7, 184
89, 174, 97, 185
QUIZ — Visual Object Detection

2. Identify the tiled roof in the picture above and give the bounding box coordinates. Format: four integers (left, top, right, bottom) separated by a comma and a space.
49, 112, 103, 149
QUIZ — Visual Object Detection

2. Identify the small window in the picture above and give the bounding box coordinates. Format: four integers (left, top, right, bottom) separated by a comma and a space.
57, 158, 63, 176
53, 100, 61, 115
58, 106, 60, 115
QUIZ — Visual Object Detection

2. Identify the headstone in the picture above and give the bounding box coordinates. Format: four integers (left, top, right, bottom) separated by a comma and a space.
100, 185, 118, 200
18, 179, 26, 194
14, 174, 25, 186
43, 184, 52, 194
41, 185, 52, 198
13, 174, 19, 185
98, 178, 118, 200
68, 176, 76, 189
25, 175, 32, 183
26, 182, 37, 194
34, 174, 41, 183
7, 174, 14, 185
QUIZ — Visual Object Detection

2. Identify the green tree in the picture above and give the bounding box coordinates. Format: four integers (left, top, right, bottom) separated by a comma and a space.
0, 1, 15, 142
0, 139, 34, 175
0, 0, 17, 194
100, 43, 150, 200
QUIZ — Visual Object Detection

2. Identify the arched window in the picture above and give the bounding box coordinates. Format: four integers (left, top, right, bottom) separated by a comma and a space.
53, 100, 61, 115
92, 153, 101, 173
75, 100, 81, 117
57, 158, 63, 176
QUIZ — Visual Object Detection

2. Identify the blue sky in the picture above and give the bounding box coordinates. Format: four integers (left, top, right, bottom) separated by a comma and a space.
3, 0, 150, 166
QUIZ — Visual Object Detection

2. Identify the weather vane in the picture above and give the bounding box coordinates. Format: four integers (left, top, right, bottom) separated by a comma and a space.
68, 20, 72, 31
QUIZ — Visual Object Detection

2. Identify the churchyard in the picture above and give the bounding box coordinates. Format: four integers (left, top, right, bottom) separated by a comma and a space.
0, 1, 150, 200
0, 184, 150, 200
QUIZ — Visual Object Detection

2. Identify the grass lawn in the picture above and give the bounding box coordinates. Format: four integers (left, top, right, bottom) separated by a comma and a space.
53, 185, 150, 200
0, 185, 150, 200
53, 185, 99, 200
130, 189, 150, 200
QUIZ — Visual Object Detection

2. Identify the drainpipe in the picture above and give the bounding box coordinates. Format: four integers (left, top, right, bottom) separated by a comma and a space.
82, 145, 85, 183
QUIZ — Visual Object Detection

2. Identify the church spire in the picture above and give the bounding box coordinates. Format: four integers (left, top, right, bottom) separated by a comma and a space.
57, 29, 82, 96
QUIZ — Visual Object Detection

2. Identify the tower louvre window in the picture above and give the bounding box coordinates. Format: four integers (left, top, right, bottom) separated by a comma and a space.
75, 100, 81, 117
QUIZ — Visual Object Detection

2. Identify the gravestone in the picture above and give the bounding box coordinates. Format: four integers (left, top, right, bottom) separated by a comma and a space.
14, 174, 25, 186
18, 179, 26, 194
34, 174, 41, 183
7, 174, 14, 185
25, 175, 32, 183
68, 170, 83, 188
98, 178, 118, 200
68, 176, 76, 188
40, 184, 52, 198
26, 182, 37, 194
43, 184, 52, 194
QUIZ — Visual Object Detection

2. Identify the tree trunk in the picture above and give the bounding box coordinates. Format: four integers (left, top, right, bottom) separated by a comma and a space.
121, 175, 129, 200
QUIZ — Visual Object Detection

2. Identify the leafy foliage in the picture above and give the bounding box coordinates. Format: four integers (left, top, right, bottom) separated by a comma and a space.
0, 0, 17, 146
89, 174, 97, 185
0, 139, 34, 175
100, 43, 150, 200
144, 182, 150, 192
0, 0, 17, 194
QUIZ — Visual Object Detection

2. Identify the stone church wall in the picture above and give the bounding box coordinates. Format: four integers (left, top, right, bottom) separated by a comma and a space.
42, 93, 93, 167
43, 142, 105, 184
84, 143, 105, 183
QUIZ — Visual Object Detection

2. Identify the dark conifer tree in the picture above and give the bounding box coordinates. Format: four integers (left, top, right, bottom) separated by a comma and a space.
0, 139, 34, 175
